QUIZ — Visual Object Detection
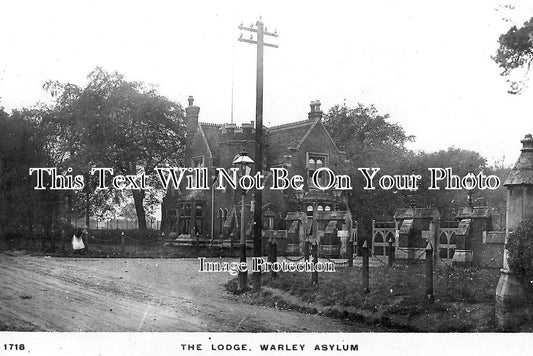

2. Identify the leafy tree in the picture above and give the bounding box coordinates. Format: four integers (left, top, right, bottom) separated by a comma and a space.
323, 104, 414, 235
404, 148, 493, 219
323, 103, 508, 235
324, 104, 414, 168
43, 68, 186, 230
493, 16, 533, 93
0, 106, 61, 245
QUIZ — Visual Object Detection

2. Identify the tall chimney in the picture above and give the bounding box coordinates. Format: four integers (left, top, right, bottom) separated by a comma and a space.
308, 100, 323, 120
186, 96, 200, 134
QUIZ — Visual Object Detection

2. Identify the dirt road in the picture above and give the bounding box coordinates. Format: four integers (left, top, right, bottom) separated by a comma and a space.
0, 254, 375, 332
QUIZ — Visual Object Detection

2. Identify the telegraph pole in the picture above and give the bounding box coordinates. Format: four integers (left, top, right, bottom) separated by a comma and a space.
238, 18, 278, 292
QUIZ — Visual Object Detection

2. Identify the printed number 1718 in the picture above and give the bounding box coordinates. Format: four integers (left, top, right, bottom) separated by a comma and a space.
3, 344, 25, 351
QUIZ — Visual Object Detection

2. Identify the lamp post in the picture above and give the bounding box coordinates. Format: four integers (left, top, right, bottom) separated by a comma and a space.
233, 148, 254, 291
332, 188, 343, 211
294, 189, 305, 257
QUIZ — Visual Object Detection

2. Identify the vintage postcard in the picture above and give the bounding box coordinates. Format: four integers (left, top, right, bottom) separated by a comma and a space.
1, 0, 533, 355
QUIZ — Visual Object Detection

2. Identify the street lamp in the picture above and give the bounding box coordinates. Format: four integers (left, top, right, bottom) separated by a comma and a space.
332, 187, 343, 211
232, 147, 254, 291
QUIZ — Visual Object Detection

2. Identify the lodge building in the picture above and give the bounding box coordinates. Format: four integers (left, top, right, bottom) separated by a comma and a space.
161, 97, 354, 253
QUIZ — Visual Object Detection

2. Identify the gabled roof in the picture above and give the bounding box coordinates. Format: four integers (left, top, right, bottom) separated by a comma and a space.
267, 118, 344, 165
195, 117, 344, 166
267, 119, 315, 164
199, 122, 222, 160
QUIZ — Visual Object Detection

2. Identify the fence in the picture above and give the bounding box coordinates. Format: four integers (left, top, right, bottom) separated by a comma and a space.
71, 218, 161, 230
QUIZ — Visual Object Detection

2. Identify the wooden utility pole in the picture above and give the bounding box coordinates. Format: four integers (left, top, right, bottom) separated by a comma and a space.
238, 18, 278, 292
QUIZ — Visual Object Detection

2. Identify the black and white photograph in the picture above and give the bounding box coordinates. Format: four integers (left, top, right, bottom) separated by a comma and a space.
2, 0, 533, 355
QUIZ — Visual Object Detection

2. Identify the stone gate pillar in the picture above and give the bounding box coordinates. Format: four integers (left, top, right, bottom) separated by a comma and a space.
394, 206, 439, 261
496, 134, 533, 328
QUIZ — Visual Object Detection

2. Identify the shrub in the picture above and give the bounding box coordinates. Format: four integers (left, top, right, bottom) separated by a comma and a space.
507, 220, 533, 288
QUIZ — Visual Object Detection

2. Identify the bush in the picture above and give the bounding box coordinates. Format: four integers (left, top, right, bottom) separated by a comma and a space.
507, 220, 533, 288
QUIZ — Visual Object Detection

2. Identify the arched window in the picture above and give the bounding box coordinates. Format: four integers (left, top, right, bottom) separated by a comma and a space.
179, 204, 192, 234
263, 209, 276, 230
307, 153, 327, 187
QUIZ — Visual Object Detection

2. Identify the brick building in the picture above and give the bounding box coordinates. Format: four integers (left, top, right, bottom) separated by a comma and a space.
161, 96, 352, 249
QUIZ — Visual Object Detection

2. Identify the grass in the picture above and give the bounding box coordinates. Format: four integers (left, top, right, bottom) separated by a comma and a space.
263, 263, 498, 305
226, 262, 515, 332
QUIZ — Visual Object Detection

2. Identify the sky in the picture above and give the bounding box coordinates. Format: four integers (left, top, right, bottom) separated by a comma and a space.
1, 0, 533, 165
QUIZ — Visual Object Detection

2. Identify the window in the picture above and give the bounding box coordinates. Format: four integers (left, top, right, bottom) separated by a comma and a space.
179, 204, 191, 234
263, 210, 276, 230
192, 156, 204, 167
263, 216, 275, 230
307, 153, 328, 187
194, 205, 203, 234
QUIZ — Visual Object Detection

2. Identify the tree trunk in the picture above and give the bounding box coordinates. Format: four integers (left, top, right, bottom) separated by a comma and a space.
132, 189, 147, 231
67, 194, 72, 225
85, 192, 90, 229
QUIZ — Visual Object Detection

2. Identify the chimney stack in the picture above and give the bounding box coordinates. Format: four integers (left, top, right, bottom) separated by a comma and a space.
308, 100, 323, 120
186, 96, 200, 134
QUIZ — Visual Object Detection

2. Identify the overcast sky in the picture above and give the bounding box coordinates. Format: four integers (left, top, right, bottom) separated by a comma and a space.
1, 0, 533, 165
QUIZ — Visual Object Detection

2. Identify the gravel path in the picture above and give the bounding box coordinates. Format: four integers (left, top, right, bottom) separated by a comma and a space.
0, 254, 377, 332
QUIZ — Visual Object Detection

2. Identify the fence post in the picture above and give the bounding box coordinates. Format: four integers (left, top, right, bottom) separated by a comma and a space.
196, 231, 200, 256
268, 237, 278, 280
387, 235, 394, 267
121, 232, 125, 256
347, 235, 354, 267
362, 239, 370, 293
425, 241, 434, 303
311, 239, 318, 285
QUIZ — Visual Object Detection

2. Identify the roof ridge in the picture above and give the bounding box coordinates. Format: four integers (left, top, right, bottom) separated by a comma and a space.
197, 124, 213, 159
268, 119, 313, 131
